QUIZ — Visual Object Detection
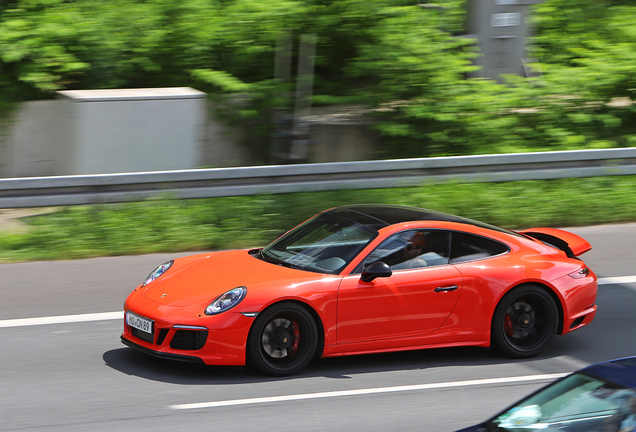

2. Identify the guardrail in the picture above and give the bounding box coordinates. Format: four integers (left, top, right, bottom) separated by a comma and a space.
1, 148, 635, 208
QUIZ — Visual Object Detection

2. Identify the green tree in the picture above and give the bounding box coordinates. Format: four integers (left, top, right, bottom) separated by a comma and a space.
1, 0, 635, 158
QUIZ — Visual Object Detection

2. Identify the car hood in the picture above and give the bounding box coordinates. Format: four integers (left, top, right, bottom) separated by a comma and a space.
142, 250, 314, 307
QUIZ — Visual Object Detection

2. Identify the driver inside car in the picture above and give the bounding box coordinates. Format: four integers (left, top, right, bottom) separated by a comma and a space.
384, 231, 428, 270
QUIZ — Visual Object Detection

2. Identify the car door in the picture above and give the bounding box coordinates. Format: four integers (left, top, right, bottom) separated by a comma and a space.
336, 229, 463, 344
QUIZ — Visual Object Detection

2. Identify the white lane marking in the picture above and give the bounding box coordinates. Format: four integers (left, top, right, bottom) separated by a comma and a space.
168, 373, 569, 410
598, 276, 636, 285
0, 311, 122, 328
0, 276, 633, 329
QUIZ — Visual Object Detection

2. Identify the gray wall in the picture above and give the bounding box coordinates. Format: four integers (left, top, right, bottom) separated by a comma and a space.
0, 100, 63, 178
0, 93, 380, 178
0, 89, 214, 177
305, 106, 383, 163
60, 89, 205, 174
57, 88, 207, 175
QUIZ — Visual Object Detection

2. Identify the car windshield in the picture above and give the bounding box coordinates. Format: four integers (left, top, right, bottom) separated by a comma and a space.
260, 212, 379, 274
485, 372, 636, 432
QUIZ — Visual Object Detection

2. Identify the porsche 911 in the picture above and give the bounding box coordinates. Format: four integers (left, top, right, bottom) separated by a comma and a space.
121, 205, 597, 376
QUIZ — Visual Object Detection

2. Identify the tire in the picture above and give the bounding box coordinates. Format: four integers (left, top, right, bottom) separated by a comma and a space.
491, 285, 558, 358
247, 303, 318, 376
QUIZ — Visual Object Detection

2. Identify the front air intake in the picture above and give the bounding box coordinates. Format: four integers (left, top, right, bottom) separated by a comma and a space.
170, 330, 208, 350
570, 316, 585, 329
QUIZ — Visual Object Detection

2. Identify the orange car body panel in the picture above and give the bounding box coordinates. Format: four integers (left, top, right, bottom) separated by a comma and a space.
122, 216, 597, 366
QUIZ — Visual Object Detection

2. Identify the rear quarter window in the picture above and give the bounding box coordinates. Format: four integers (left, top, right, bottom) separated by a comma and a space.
450, 232, 509, 264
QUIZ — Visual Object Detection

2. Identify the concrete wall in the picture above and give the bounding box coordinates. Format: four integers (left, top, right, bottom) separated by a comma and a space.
0, 100, 63, 178
305, 106, 383, 163
0, 94, 381, 178
57, 88, 206, 175
200, 104, 258, 168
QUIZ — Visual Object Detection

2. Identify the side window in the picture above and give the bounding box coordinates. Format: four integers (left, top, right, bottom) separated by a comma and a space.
449, 232, 509, 264
355, 230, 451, 273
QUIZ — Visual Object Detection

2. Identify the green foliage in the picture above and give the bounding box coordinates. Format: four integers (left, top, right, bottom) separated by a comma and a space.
191, 69, 254, 93
1, 175, 635, 263
0, 0, 635, 158
0, 0, 308, 93
356, 0, 636, 157
532, 0, 636, 99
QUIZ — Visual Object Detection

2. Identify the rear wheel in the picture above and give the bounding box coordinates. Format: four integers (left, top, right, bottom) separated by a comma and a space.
248, 303, 318, 376
492, 285, 558, 358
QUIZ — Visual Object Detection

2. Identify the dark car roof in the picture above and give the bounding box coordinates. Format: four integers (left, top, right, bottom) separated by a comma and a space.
327, 204, 522, 237
583, 356, 636, 389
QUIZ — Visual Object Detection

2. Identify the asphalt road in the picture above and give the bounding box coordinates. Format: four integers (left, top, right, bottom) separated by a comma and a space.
1, 223, 635, 431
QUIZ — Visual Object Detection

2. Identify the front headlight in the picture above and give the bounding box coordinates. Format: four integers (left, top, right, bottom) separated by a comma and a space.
205, 286, 247, 315
142, 260, 174, 286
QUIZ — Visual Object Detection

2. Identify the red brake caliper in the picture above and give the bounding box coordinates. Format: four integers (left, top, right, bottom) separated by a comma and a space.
289, 322, 300, 356
504, 315, 514, 337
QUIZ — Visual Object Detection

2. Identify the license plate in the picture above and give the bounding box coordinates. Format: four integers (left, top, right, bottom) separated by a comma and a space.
126, 311, 153, 334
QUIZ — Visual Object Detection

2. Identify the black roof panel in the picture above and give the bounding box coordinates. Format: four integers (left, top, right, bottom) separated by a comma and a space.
329, 205, 451, 227
326, 204, 522, 237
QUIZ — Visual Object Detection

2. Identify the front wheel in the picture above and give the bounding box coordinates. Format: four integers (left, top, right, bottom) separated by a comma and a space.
247, 303, 318, 376
492, 285, 558, 358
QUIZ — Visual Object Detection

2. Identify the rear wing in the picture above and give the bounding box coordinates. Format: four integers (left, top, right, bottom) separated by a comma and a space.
518, 227, 592, 258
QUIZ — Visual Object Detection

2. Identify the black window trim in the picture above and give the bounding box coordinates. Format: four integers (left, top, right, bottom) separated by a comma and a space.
350, 228, 453, 274
350, 228, 511, 274
448, 230, 511, 265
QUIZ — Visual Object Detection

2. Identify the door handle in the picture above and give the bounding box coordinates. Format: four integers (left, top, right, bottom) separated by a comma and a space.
434, 285, 459, 292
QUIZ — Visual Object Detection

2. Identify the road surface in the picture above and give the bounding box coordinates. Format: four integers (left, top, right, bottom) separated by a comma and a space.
1, 223, 635, 431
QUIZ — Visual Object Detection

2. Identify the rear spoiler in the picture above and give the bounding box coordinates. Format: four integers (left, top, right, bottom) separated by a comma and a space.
518, 227, 592, 258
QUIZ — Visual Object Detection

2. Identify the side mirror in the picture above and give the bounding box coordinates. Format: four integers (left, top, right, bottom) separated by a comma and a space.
361, 261, 392, 283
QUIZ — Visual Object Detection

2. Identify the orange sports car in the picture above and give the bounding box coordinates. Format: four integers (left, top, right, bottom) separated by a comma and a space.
121, 205, 597, 376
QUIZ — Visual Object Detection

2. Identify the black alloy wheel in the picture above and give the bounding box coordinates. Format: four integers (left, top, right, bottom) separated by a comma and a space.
492, 284, 558, 358
248, 303, 318, 376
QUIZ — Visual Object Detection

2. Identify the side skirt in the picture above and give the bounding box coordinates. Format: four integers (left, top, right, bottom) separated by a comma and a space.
321, 340, 490, 358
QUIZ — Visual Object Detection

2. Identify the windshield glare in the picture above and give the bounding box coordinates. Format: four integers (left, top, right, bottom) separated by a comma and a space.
261, 213, 378, 274
487, 373, 636, 432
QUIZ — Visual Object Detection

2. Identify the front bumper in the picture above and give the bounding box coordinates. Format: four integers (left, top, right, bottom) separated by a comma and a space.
121, 306, 255, 366
121, 335, 205, 364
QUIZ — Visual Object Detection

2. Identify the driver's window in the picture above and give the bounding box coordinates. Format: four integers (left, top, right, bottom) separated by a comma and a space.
357, 230, 450, 272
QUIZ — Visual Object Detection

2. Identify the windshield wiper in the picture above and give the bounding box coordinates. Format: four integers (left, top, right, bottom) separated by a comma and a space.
278, 260, 305, 270
261, 250, 304, 270
257, 248, 267, 261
